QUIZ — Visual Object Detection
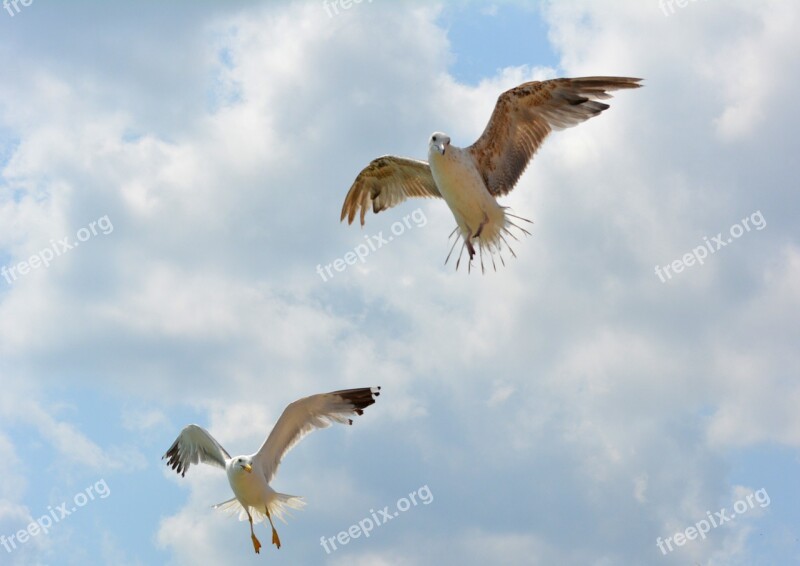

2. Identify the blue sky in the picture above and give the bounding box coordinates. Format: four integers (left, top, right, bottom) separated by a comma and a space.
1, 1, 798, 565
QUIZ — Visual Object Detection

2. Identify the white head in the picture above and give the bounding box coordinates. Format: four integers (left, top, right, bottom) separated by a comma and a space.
429, 132, 450, 156
228, 455, 253, 476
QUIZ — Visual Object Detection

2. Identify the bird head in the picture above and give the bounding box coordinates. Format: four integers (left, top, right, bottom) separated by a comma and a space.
429, 132, 450, 156
233, 456, 253, 474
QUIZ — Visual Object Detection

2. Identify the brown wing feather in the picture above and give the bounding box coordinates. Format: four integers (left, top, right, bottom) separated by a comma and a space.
341, 156, 441, 226
468, 76, 642, 197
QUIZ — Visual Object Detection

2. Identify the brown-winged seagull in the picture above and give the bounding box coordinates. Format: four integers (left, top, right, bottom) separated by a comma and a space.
341, 76, 642, 272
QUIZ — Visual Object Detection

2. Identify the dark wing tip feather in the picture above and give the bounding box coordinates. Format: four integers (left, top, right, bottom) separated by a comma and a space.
569, 76, 643, 88
163, 441, 188, 477
333, 386, 381, 417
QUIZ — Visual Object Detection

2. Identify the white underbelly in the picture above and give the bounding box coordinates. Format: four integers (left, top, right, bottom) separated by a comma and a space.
430, 153, 506, 243
230, 473, 273, 508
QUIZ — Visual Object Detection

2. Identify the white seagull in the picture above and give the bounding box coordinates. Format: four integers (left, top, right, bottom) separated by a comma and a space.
163, 386, 380, 554
341, 76, 642, 272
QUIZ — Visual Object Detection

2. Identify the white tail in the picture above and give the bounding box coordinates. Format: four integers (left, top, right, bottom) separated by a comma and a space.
213, 493, 306, 524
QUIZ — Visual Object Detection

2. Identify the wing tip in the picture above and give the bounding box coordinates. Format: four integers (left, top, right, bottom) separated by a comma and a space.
334, 386, 382, 418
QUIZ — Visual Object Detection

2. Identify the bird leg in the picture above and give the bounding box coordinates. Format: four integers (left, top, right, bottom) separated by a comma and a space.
247, 509, 262, 554
466, 212, 489, 263
265, 506, 281, 549
465, 238, 476, 261
473, 212, 489, 240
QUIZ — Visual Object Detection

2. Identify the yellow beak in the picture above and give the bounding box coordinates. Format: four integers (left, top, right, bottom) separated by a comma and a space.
243, 463, 253, 473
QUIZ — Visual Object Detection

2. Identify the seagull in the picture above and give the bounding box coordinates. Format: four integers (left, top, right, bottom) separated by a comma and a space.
341, 76, 642, 272
162, 386, 381, 554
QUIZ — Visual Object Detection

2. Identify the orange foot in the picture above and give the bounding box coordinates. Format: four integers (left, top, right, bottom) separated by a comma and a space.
272, 528, 281, 549
251, 533, 262, 554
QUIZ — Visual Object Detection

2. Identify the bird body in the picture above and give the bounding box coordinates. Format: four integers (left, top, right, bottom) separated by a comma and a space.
222, 456, 302, 526
225, 459, 279, 511
428, 134, 510, 264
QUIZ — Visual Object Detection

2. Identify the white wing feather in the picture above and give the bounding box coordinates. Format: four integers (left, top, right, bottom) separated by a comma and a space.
163, 424, 231, 477
253, 387, 380, 483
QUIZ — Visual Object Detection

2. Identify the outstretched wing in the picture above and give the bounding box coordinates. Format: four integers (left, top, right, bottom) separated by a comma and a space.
341, 156, 441, 226
162, 424, 231, 477
253, 387, 381, 483
468, 76, 642, 197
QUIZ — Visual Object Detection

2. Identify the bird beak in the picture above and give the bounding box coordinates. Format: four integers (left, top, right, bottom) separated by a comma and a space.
242, 463, 252, 473
435, 142, 446, 155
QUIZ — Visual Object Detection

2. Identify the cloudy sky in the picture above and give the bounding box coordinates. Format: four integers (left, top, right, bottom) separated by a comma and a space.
1, 0, 798, 564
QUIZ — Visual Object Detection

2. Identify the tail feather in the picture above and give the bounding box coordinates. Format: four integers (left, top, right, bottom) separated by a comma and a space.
213, 493, 306, 524
445, 208, 531, 272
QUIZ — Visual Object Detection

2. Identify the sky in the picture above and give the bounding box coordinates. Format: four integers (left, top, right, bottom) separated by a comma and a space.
0, 0, 798, 564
